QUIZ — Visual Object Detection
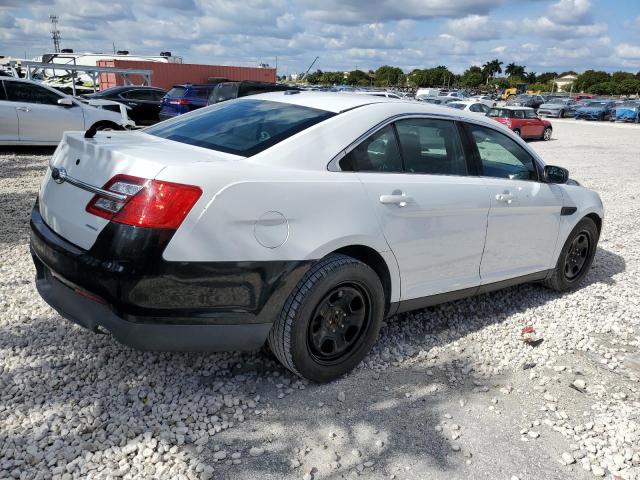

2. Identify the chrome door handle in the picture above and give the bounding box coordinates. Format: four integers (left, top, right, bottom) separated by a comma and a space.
16, 106, 30, 112
380, 192, 413, 207
496, 192, 515, 204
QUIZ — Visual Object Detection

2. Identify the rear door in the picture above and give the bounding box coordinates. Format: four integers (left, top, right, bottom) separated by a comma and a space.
4, 81, 84, 143
348, 117, 490, 301
0, 81, 19, 142
464, 122, 563, 283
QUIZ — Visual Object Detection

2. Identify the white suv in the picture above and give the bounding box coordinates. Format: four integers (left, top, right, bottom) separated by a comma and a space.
0, 77, 130, 145
31, 92, 603, 382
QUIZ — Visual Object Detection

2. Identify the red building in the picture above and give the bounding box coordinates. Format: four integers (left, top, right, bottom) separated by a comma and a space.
97, 59, 276, 90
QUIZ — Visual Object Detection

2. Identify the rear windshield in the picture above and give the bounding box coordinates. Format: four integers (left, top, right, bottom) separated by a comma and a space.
487, 108, 512, 118
166, 87, 187, 97
145, 99, 335, 156
210, 83, 240, 103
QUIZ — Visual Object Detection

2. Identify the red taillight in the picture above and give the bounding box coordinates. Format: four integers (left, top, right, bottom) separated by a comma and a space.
86, 174, 202, 230
169, 99, 190, 105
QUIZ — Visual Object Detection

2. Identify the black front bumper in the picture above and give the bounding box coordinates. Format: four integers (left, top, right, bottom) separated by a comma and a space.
30, 204, 311, 351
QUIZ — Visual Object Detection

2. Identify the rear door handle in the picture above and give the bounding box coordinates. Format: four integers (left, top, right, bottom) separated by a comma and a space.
380, 192, 413, 207
16, 106, 30, 112
496, 192, 515, 204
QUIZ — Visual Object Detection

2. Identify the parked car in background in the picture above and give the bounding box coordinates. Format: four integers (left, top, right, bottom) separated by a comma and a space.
159, 84, 217, 120
32, 92, 602, 382
350, 90, 403, 99
469, 95, 496, 108
487, 106, 553, 140
415, 87, 441, 98
440, 91, 466, 99
0, 76, 130, 145
82, 85, 166, 126
417, 96, 457, 105
506, 94, 547, 110
571, 94, 594, 101
574, 100, 616, 121
537, 98, 578, 118
207, 81, 294, 105
447, 100, 490, 114
610, 101, 640, 123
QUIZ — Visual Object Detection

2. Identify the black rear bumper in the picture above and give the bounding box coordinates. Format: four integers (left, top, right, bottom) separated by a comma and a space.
30, 203, 311, 351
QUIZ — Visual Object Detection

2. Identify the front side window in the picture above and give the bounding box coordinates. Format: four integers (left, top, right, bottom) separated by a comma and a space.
524, 109, 538, 119
470, 103, 488, 113
468, 124, 538, 181
145, 99, 335, 157
340, 125, 402, 172
5, 82, 62, 105
395, 118, 466, 176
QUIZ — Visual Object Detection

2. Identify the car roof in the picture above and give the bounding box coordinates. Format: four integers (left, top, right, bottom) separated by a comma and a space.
236, 92, 505, 124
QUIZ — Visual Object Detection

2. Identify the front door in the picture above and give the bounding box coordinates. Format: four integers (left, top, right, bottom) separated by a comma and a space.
4, 81, 84, 143
341, 118, 490, 301
465, 123, 563, 283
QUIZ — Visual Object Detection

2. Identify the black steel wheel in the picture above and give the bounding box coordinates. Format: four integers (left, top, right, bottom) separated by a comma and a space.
307, 283, 372, 364
564, 232, 590, 280
268, 254, 384, 382
545, 217, 599, 292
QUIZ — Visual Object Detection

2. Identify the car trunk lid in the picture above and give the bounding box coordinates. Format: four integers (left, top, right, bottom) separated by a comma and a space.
39, 130, 236, 250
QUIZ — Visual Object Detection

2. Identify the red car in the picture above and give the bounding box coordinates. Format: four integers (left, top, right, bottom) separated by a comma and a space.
487, 106, 553, 140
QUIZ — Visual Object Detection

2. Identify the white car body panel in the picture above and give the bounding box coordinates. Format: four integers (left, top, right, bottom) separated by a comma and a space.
37, 92, 604, 306
0, 77, 127, 146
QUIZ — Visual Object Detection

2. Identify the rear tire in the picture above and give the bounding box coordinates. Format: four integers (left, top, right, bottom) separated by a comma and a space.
544, 217, 599, 292
268, 254, 385, 382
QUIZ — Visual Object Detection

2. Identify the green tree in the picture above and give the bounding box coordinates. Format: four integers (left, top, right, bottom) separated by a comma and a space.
617, 78, 640, 95
575, 70, 611, 92
346, 69, 371, 86
460, 66, 484, 87
320, 71, 345, 85
408, 66, 454, 88
536, 72, 558, 84
482, 59, 503, 83
505, 63, 526, 78
524, 72, 537, 83
374, 65, 405, 86
590, 82, 614, 95
305, 69, 323, 84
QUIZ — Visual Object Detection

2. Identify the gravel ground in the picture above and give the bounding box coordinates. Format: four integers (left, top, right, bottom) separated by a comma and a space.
1, 120, 639, 480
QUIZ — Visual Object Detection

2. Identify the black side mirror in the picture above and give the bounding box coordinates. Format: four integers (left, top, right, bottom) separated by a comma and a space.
544, 165, 569, 184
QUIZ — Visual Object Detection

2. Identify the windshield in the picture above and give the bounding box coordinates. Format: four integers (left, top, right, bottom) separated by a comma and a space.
487, 108, 512, 117
448, 103, 466, 110
145, 99, 335, 156
621, 101, 640, 108
546, 98, 567, 104
585, 101, 608, 107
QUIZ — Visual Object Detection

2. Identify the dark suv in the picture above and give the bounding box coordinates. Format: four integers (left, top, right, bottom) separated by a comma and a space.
159, 84, 217, 120
82, 86, 167, 126
207, 81, 295, 105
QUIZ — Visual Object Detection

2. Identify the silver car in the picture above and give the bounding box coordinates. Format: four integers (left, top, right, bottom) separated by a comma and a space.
537, 98, 578, 118
0, 77, 130, 145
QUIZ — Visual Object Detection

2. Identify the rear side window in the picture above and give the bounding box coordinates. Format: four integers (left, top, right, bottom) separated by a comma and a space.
395, 118, 466, 176
210, 83, 239, 103
488, 108, 511, 118
5, 81, 62, 105
524, 109, 537, 119
145, 99, 335, 156
166, 87, 186, 97
340, 125, 403, 173
468, 124, 538, 181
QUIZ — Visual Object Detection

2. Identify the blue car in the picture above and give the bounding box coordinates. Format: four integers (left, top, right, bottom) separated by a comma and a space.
574, 100, 616, 121
159, 84, 217, 121
610, 101, 640, 123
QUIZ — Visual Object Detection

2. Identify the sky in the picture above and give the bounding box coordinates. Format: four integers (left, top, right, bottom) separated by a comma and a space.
1, 0, 639, 76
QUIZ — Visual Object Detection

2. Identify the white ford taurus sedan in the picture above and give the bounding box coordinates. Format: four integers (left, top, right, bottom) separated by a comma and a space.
31, 91, 603, 382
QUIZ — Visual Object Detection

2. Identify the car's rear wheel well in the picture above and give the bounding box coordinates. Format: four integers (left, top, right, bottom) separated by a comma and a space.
585, 213, 602, 235
90, 120, 122, 131
332, 245, 391, 313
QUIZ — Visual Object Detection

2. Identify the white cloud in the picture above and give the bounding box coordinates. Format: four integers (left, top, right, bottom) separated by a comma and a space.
519, 16, 607, 39
547, 0, 592, 25
445, 15, 503, 41
616, 43, 640, 60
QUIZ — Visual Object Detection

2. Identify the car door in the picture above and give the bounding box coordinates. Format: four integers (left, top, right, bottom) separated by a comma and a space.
4, 81, 84, 143
0, 81, 19, 142
343, 118, 490, 302
512, 109, 529, 136
524, 109, 544, 137
120, 89, 157, 125
465, 123, 563, 283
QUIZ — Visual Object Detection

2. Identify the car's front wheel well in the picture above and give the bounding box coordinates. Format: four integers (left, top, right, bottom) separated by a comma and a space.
585, 213, 602, 235
332, 245, 391, 313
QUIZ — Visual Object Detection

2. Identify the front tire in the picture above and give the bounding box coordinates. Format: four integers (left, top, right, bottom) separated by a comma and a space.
542, 127, 552, 141
268, 254, 385, 382
544, 217, 599, 292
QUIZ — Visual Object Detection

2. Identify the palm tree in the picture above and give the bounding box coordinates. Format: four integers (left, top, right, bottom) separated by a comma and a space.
505, 63, 526, 79
482, 59, 503, 84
